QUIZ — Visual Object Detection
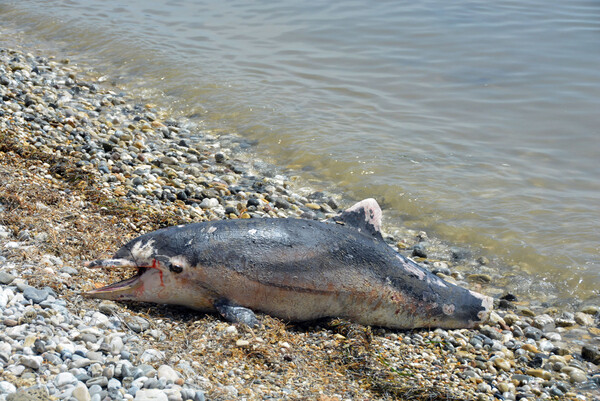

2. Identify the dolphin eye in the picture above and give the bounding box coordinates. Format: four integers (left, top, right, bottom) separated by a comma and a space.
155, 255, 183, 273
169, 264, 183, 273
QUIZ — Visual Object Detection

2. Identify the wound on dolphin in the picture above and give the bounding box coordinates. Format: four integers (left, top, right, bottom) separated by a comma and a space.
84, 198, 493, 329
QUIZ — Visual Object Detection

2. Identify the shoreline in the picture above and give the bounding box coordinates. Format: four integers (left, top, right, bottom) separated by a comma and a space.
1, 45, 599, 400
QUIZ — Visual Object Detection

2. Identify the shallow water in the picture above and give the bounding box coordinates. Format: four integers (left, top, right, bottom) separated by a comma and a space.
2, 0, 599, 301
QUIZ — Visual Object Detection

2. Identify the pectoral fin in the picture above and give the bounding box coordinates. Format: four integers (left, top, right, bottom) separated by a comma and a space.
214, 299, 259, 328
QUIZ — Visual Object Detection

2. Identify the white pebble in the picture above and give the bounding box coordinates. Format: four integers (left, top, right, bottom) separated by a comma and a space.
157, 365, 180, 382
199, 198, 219, 209
90, 312, 110, 328
21, 355, 43, 369
110, 336, 124, 355
134, 389, 169, 401
72, 381, 92, 401
140, 349, 165, 363
0, 289, 8, 308
0, 381, 17, 394
55, 372, 78, 388
224, 325, 238, 335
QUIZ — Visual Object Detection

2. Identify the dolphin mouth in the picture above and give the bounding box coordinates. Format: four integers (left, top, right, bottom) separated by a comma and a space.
83, 259, 147, 298
85, 269, 144, 294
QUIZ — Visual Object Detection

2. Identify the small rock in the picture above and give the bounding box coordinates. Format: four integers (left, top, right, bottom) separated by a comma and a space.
521, 343, 539, 353
20, 355, 42, 370
110, 336, 124, 355
526, 368, 551, 380
451, 247, 470, 261
140, 349, 165, 363
157, 365, 179, 381
412, 244, 427, 258
0, 381, 16, 394
493, 357, 512, 371
574, 311, 595, 326
22, 286, 49, 303
532, 314, 555, 330
467, 274, 491, 283
523, 326, 542, 340
477, 382, 491, 393
581, 345, 600, 364
72, 382, 92, 401
135, 389, 169, 401
224, 325, 238, 335
60, 266, 79, 275
567, 368, 587, 383
580, 305, 599, 315
0, 271, 16, 285
274, 198, 290, 209
55, 372, 78, 387
477, 256, 489, 265
199, 198, 219, 209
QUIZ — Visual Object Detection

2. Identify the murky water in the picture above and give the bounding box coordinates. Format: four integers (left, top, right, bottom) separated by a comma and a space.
2, 0, 599, 300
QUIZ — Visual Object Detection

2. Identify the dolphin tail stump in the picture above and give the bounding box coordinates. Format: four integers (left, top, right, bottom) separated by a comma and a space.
84, 198, 493, 329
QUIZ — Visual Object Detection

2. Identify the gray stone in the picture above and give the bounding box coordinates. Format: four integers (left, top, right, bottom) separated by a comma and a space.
274, 198, 290, 209
412, 244, 427, 258
523, 326, 542, 340
88, 385, 102, 396
107, 378, 122, 391
59, 266, 79, 275
143, 378, 159, 389
0, 271, 16, 284
582, 345, 600, 364
22, 287, 49, 304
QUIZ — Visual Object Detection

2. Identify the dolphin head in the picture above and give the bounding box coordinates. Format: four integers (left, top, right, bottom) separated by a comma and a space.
83, 229, 209, 308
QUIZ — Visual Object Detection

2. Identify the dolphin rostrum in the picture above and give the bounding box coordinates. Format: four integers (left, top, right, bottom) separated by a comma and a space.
84, 199, 492, 329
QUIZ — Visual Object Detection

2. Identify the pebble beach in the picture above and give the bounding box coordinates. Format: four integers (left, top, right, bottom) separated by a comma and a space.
1, 45, 600, 401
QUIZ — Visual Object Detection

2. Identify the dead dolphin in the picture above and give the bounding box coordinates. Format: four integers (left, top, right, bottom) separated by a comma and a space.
84, 199, 492, 329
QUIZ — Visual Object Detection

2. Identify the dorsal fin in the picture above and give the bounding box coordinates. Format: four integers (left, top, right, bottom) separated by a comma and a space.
335, 198, 383, 239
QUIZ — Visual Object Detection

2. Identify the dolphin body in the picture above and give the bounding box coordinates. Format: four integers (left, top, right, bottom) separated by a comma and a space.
84, 199, 492, 329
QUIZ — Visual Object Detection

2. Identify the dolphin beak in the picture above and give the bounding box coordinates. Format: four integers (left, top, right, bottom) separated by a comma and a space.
83, 258, 146, 300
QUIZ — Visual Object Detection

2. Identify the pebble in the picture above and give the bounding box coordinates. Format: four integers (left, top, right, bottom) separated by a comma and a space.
526, 368, 552, 380
493, 357, 511, 371
0, 271, 16, 285
157, 365, 179, 382
135, 389, 169, 401
55, 372, 78, 387
575, 312, 595, 326
581, 345, 600, 364
22, 286, 49, 303
72, 382, 92, 401
140, 349, 165, 363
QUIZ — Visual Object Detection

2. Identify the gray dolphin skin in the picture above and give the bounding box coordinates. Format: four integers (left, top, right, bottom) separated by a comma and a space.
84, 199, 492, 329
